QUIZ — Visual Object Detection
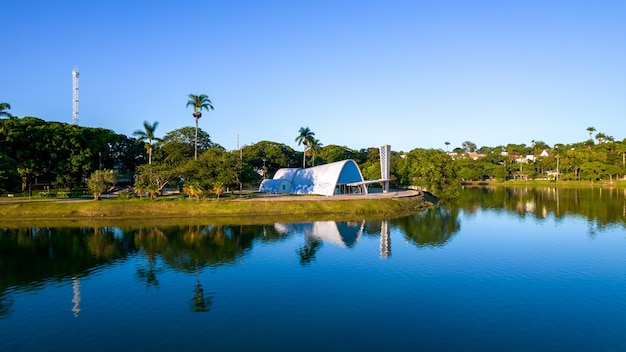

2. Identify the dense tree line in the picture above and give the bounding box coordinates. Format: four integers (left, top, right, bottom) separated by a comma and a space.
452, 136, 626, 182
0, 116, 141, 192
5, 114, 623, 200
0, 116, 411, 197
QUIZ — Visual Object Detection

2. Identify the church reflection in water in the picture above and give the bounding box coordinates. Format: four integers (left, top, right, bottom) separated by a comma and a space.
274, 221, 364, 248
274, 219, 393, 260
0, 208, 461, 319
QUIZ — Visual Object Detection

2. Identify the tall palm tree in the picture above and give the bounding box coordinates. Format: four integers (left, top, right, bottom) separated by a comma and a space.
295, 127, 315, 168
133, 120, 161, 164
586, 126, 596, 141
186, 94, 214, 160
0, 102, 14, 118
309, 138, 323, 166
444, 141, 450, 152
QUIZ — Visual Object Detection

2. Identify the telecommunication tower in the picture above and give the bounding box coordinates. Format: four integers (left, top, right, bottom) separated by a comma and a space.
72, 67, 79, 125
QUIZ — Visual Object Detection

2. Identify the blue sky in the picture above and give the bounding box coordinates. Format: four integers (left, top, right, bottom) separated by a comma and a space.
2, 0, 625, 152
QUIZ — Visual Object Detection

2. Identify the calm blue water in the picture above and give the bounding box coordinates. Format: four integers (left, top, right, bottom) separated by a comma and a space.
1, 189, 625, 351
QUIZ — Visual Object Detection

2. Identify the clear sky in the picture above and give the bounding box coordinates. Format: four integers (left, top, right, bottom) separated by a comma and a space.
2, 0, 625, 152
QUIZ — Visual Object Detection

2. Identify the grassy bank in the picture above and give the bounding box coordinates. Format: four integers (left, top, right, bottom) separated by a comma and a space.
0, 195, 432, 227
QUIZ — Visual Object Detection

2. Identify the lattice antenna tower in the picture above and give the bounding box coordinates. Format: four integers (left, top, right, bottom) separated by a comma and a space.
72, 67, 79, 125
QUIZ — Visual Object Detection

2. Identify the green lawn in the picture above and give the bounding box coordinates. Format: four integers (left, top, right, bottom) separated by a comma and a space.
0, 195, 432, 227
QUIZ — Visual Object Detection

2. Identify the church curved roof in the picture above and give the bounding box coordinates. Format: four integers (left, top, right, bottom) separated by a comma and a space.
259, 159, 366, 196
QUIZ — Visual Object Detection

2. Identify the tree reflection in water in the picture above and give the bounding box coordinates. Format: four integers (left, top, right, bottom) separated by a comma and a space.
391, 206, 461, 247
0, 292, 14, 318
189, 258, 214, 313
0, 211, 463, 319
297, 237, 323, 266
134, 227, 168, 289
457, 186, 626, 230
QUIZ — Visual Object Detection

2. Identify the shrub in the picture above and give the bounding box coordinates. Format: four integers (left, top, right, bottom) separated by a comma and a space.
117, 191, 136, 200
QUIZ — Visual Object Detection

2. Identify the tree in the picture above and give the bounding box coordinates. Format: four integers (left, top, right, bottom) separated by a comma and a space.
318, 145, 358, 164
161, 126, 216, 164
309, 138, 323, 166
445, 141, 450, 151
396, 148, 460, 200
462, 141, 477, 153
586, 126, 596, 141
185, 148, 241, 191
240, 141, 298, 184
186, 94, 214, 160
595, 132, 609, 144
87, 169, 116, 200
135, 162, 178, 197
357, 147, 383, 180
183, 180, 204, 200
295, 127, 315, 168
133, 121, 161, 165
0, 103, 13, 118
0, 116, 118, 190
0, 152, 19, 193
109, 133, 145, 174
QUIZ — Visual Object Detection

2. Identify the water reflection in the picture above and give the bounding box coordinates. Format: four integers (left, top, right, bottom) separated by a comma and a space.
5, 186, 622, 319
296, 237, 323, 266
276, 221, 366, 265
134, 227, 167, 289
0, 214, 462, 318
275, 221, 364, 248
391, 207, 461, 247
71, 277, 81, 317
380, 220, 390, 258
189, 258, 214, 313
0, 292, 13, 318
458, 186, 626, 229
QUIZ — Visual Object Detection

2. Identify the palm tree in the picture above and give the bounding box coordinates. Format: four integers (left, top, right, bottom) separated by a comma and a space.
0, 102, 14, 118
133, 120, 161, 164
309, 138, 323, 166
295, 127, 315, 168
444, 141, 450, 152
186, 94, 214, 160
586, 127, 596, 141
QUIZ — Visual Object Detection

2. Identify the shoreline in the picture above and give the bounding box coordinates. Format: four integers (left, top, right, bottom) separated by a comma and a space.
0, 190, 433, 226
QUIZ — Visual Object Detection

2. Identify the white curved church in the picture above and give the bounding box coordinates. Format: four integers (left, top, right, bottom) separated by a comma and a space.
259, 159, 369, 196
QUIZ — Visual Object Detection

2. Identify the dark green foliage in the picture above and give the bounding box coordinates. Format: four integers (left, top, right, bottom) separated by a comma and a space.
161, 126, 217, 164
391, 207, 461, 246
241, 141, 298, 183
185, 148, 242, 189
395, 148, 460, 200
0, 117, 138, 190
0, 152, 19, 193
317, 144, 359, 164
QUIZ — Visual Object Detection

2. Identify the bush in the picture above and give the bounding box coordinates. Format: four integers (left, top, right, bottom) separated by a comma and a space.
117, 191, 137, 200
56, 191, 69, 199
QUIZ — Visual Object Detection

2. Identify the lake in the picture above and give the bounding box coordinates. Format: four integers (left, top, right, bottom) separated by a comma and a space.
1, 187, 625, 351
